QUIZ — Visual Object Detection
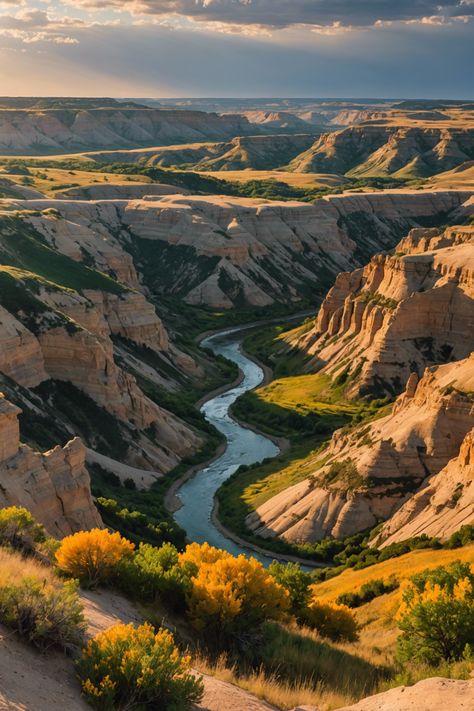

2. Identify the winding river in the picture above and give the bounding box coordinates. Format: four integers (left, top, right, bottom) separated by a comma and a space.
174, 325, 281, 565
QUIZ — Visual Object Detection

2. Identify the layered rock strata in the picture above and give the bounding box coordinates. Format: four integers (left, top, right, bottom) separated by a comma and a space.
0, 394, 101, 537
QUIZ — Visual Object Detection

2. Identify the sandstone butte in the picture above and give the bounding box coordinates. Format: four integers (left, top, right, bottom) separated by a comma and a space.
289, 110, 474, 177
248, 223, 474, 546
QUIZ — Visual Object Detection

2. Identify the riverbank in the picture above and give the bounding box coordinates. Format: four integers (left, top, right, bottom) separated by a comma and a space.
170, 313, 329, 566
165, 310, 310, 519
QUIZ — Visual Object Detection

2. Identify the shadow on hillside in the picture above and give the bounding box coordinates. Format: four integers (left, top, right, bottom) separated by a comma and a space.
261, 622, 392, 698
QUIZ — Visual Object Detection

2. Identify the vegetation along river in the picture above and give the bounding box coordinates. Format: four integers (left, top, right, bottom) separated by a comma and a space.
173, 325, 281, 565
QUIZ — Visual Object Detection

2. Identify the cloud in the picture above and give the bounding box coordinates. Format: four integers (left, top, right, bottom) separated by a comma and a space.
0, 7, 115, 44
62, 0, 474, 29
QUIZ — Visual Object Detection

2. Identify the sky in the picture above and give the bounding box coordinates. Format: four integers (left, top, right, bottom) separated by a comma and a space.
0, 1, 473, 98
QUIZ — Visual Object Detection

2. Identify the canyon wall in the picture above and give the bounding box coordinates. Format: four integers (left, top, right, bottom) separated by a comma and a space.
8, 189, 471, 310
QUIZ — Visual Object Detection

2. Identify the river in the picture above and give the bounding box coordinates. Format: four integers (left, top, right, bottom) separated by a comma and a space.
173, 325, 281, 565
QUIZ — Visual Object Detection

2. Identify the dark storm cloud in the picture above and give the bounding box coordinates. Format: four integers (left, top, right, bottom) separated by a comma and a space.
70, 0, 474, 28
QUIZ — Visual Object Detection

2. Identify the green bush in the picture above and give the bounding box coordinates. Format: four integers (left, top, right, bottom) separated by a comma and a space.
77, 622, 203, 710
0, 506, 46, 552
0, 577, 85, 650
336, 577, 399, 608
397, 561, 474, 665
268, 561, 312, 616
117, 543, 190, 611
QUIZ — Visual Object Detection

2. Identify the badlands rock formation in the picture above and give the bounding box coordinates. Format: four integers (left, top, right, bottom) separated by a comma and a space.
7, 189, 470, 310
0, 394, 101, 537
376, 426, 474, 546
0, 108, 256, 154
293, 224, 474, 397
88, 134, 316, 171
0, 212, 201, 475
248, 354, 474, 543
289, 122, 474, 177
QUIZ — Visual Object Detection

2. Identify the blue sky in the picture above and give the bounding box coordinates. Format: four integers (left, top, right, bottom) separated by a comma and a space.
0, 1, 473, 97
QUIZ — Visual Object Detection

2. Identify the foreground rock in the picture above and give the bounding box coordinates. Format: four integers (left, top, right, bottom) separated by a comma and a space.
336, 677, 474, 711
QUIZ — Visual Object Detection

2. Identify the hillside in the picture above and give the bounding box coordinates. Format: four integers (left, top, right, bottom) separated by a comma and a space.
86, 134, 316, 171
289, 111, 474, 178
0, 108, 257, 155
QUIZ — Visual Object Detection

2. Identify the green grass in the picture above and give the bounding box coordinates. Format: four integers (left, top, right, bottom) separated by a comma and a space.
232, 372, 371, 441
0, 214, 126, 294
241, 320, 316, 377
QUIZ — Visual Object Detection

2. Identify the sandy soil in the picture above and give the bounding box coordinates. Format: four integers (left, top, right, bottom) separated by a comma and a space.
337, 676, 474, 711
0, 588, 278, 711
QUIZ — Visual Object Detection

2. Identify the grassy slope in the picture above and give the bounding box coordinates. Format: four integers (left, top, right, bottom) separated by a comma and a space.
0, 214, 126, 294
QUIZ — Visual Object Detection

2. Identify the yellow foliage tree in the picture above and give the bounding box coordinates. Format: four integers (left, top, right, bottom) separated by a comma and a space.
56, 528, 134, 588
179, 543, 289, 641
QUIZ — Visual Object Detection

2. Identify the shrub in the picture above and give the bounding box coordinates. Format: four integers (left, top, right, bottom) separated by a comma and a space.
301, 598, 358, 642
397, 561, 474, 665
0, 577, 85, 650
268, 561, 312, 615
336, 576, 399, 608
0, 506, 46, 552
56, 529, 134, 588
77, 622, 203, 710
117, 543, 190, 610
179, 543, 289, 643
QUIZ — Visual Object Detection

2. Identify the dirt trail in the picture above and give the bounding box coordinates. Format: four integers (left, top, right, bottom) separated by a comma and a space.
0, 589, 278, 711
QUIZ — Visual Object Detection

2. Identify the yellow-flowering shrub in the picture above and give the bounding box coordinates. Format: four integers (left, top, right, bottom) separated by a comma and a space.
77, 622, 203, 710
56, 529, 134, 588
179, 543, 289, 641
397, 560, 474, 664
302, 597, 358, 642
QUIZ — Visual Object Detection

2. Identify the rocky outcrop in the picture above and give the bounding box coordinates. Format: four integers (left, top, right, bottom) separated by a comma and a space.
0, 108, 257, 155
292, 224, 474, 398
289, 123, 474, 177
336, 677, 474, 711
248, 355, 474, 543
0, 393, 101, 537
0, 214, 202, 476
0, 305, 48, 387
375, 426, 474, 546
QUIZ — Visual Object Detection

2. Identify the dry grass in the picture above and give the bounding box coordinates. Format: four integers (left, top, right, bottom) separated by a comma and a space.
313, 545, 474, 603
1, 166, 151, 197
0, 547, 57, 587
311, 546, 474, 659
200, 169, 347, 188
192, 650, 357, 711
